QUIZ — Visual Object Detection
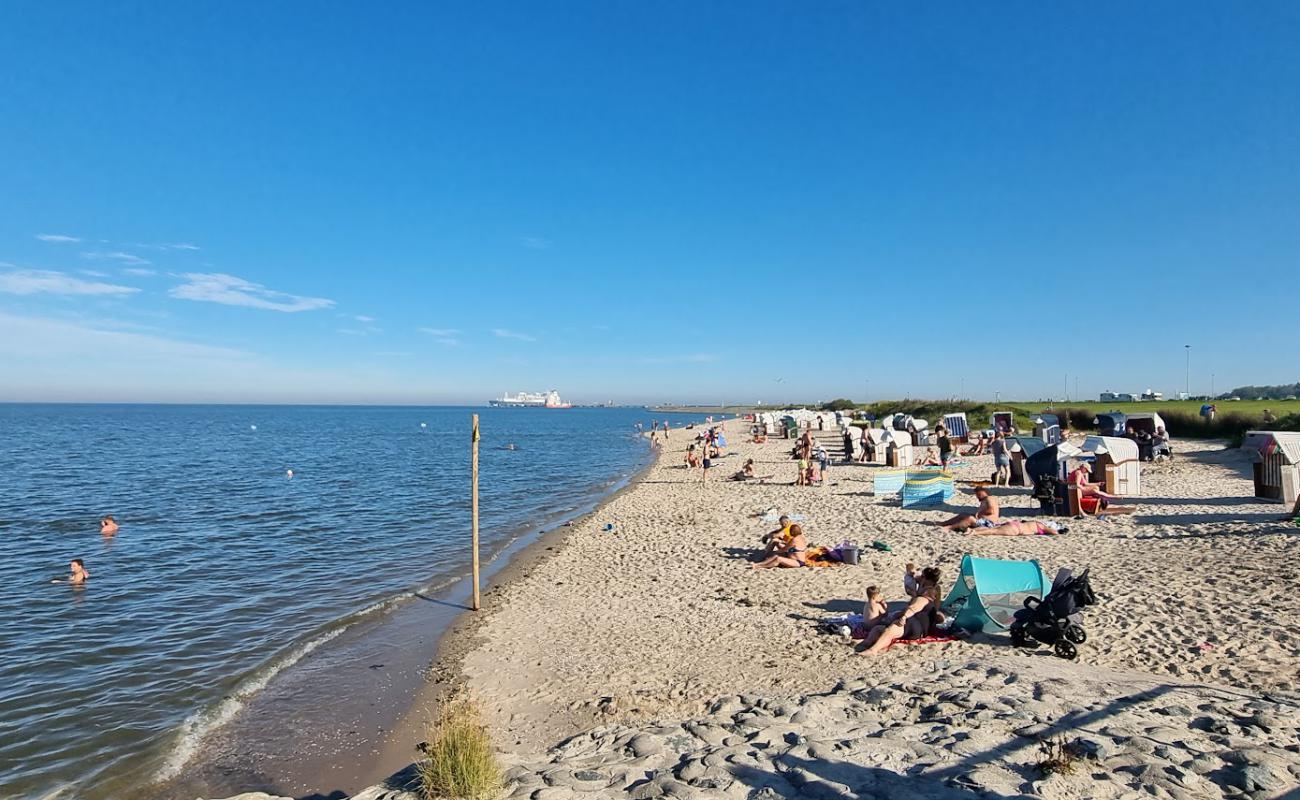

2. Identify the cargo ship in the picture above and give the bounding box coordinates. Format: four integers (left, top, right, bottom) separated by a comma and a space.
488, 390, 572, 408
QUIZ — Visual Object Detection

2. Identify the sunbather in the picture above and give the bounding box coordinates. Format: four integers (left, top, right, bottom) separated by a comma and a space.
961, 432, 988, 456
935, 487, 1000, 531
969, 519, 1067, 536
752, 524, 807, 569
859, 566, 941, 653
915, 447, 942, 467
1070, 462, 1119, 502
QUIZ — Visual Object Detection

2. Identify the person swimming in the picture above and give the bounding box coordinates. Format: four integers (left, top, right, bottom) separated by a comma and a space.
53, 558, 89, 584
99, 516, 119, 535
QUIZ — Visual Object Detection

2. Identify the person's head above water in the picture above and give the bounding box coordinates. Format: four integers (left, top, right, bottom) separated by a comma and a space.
99, 516, 118, 534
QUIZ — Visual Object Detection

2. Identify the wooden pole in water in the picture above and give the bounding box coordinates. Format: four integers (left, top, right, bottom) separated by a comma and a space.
471, 413, 481, 611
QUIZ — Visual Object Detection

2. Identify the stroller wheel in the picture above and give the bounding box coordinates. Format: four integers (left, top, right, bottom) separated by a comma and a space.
1054, 640, 1078, 660
1065, 624, 1087, 644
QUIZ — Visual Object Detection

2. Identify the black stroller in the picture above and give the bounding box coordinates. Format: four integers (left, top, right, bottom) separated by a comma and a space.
1010, 568, 1097, 659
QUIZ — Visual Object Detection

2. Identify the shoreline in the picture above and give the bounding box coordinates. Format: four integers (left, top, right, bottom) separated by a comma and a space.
212, 418, 1300, 799
155, 425, 679, 800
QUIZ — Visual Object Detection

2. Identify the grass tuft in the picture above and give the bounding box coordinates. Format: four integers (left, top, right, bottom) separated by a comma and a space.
418, 698, 501, 800
1034, 735, 1081, 777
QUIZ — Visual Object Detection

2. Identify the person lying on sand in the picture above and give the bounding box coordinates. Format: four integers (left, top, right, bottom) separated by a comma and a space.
753, 524, 807, 569
969, 519, 1067, 536
935, 487, 1000, 532
100, 516, 119, 535
53, 558, 89, 584
859, 566, 941, 653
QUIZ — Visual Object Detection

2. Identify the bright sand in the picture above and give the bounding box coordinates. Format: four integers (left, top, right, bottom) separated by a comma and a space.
210, 418, 1300, 799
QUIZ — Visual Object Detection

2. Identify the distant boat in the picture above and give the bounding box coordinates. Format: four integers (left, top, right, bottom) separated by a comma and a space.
489, 390, 572, 409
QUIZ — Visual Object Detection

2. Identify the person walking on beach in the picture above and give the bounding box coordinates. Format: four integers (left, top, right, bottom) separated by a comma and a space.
662, 421, 669, 439
991, 432, 1011, 486
935, 423, 952, 469
53, 559, 89, 584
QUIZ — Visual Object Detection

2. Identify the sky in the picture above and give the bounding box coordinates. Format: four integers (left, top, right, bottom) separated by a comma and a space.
2, 1, 1298, 405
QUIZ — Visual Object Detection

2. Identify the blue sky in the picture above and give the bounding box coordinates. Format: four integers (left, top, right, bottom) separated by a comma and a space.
2, 2, 1297, 405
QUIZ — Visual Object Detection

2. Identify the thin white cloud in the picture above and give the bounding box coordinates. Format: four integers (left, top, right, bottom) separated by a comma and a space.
0, 311, 248, 362
492, 328, 537, 342
132, 242, 200, 252
350, 314, 376, 323
419, 327, 461, 337
122, 267, 157, 277
169, 273, 335, 313
521, 236, 551, 250
36, 233, 81, 243
82, 251, 152, 266
79, 269, 111, 278
0, 269, 140, 297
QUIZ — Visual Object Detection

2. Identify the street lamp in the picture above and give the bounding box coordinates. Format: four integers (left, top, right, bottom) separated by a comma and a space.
1184, 345, 1191, 398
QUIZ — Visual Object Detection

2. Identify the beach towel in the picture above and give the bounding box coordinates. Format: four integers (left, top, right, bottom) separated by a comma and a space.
804, 546, 844, 567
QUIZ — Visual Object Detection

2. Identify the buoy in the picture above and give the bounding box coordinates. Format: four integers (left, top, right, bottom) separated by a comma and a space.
286, 469, 294, 479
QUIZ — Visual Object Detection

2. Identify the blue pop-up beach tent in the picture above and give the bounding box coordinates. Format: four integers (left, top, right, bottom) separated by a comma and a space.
942, 555, 1051, 632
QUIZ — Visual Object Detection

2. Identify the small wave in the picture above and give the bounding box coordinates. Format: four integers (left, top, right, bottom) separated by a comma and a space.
150, 582, 450, 784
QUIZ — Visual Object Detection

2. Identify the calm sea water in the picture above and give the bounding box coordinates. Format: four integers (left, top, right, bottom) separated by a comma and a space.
0, 404, 708, 799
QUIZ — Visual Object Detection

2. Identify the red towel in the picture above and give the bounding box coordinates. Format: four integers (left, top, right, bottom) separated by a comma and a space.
887, 634, 960, 649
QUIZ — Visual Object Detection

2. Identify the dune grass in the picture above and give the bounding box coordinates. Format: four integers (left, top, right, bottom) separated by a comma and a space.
418, 699, 500, 800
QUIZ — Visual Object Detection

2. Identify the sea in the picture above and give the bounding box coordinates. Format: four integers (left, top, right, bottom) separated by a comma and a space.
0, 404, 713, 799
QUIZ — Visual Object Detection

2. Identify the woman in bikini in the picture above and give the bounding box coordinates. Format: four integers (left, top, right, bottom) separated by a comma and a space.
752, 524, 808, 569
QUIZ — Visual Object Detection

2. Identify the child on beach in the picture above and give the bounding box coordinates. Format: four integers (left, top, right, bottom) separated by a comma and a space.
796, 457, 809, 486
903, 563, 919, 597
53, 559, 89, 584
863, 585, 888, 627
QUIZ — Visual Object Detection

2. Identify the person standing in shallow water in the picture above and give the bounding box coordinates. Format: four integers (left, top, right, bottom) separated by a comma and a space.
100, 516, 119, 535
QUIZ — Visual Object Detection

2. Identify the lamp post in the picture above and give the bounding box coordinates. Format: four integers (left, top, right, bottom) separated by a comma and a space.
1184, 345, 1191, 398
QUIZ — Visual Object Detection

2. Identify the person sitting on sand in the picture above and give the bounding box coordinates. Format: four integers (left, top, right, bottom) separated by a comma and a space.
685, 445, 701, 469
752, 431, 767, 444
859, 566, 941, 653
53, 558, 89, 584
100, 516, 119, 535
934, 487, 1000, 532
806, 459, 822, 485
1070, 462, 1118, 502
962, 432, 988, 457
915, 447, 942, 467
752, 524, 807, 569
761, 515, 793, 557
732, 458, 756, 481
969, 519, 1067, 536
863, 585, 888, 627
1151, 426, 1172, 460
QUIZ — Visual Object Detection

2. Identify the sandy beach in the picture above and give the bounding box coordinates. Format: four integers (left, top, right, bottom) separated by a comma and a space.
212, 418, 1300, 799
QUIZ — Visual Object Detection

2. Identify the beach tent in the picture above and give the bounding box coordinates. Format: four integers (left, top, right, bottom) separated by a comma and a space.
1242, 431, 1300, 505
902, 470, 955, 507
990, 411, 1016, 435
1082, 435, 1141, 496
1094, 412, 1127, 437
942, 413, 970, 442
1008, 436, 1048, 487
943, 555, 1052, 632
1033, 414, 1063, 445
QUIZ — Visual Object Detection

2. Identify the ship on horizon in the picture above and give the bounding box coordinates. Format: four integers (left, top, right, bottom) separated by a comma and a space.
489, 390, 572, 408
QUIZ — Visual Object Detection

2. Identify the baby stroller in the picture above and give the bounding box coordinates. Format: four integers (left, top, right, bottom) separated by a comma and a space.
1010, 568, 1097, 659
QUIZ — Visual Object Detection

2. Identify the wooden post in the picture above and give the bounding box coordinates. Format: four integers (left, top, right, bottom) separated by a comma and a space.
471, 413, 481, 611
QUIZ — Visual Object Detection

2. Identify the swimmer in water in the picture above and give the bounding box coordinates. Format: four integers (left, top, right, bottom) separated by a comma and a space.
504, 443, 518, 451
286, 469, 294, 479
99, 516, 119, 535
53, 558, 89, 584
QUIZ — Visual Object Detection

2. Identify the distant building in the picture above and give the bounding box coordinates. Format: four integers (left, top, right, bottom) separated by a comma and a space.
1100, 391, 1137, 402
1140, 389, 1164, 401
